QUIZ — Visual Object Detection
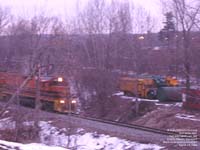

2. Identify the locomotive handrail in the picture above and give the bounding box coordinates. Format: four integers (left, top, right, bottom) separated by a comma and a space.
1, 86, 67, 98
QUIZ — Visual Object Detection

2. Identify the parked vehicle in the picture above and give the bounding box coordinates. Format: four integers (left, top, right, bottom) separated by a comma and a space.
119, 75, 180, 101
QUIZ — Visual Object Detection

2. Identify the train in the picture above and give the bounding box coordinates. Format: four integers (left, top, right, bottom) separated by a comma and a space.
0, 71, 77, 113
119, 75, 182, 101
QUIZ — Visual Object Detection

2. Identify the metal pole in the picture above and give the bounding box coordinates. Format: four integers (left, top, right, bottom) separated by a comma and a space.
35, 64, 41, 111
34, 63, 41, 136
135, 90, 139, 117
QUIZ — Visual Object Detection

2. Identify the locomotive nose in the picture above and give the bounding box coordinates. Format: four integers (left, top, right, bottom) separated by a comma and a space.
59, 100, 65, 104
58, 77, 63, 82
71, 100, 76, 104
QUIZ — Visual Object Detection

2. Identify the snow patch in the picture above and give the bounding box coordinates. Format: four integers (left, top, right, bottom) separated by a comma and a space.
121, 96, 133, 99
113, 92, 159, 102
133, 98, 159, 102
0, 140, 68, 150
112, 92, 124, 96
2, 110, 9, 116
0, 120, 164, 150
175, 114, 200, 122
39, 121, 164, 150
155, 102, 182, 107
0, 117, 15, 130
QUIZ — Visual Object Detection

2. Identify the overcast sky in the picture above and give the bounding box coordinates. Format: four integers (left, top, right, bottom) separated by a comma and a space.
0, 0, 163, 31
0, 0, 162, 18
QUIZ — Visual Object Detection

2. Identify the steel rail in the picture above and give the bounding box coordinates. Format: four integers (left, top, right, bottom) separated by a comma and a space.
0, 100, 199, 142
69, 113, 200, 141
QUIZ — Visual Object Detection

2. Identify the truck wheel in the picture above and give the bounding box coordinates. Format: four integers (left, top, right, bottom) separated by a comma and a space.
147, 90, 156, 99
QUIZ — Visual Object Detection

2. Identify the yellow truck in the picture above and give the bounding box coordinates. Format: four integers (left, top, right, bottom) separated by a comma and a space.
119, 76, 179, 99
166, 76, 179, 86
119, 77, 157, 99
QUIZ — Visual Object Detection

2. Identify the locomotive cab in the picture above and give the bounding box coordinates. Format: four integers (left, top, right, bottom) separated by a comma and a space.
40, 76, 77, 113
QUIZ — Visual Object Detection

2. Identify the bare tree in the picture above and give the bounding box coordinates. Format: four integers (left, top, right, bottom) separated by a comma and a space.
0, 6, 11, 35
7, 14, 52, 73
162, 0, 200, 88
4, 13, 60, 141
68, 0, 159, 116
0, 6, 11, 67
106, 0, 134, 71
132, 6, 155, 34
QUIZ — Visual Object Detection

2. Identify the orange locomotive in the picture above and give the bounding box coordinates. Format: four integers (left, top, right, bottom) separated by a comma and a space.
0, 72, 77, 113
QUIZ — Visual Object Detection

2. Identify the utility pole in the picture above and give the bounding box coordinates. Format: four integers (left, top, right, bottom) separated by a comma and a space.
134, 75, 140, 117
35, 63, 41, 111
67, 82, 72, 148
34, 63, 42, 140
135, 87, 139, 117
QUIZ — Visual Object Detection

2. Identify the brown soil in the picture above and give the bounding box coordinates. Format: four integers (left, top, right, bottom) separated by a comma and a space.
84, 95, 157, 123
133, 105, 200, 135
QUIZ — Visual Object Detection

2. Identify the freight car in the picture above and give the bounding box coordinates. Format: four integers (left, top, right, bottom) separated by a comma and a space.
119, 75, 180, 101
182, 89, 200, 110
0, 71, 77, 113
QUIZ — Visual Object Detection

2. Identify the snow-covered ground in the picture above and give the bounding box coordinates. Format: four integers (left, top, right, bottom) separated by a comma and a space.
0, 117, 15, 130
40, 121, 163, 150
0, 140, 67, 150
0, 118, 164, 150
155, 102, 182, 107
113, 92, 159, 102
113, 92, 184, 107
175, 113, 200, 122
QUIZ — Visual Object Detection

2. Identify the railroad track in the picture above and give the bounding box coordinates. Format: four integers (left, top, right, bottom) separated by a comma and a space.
72, 114, 175, 135
0, 101, 199, 143
70, 113, 200, 140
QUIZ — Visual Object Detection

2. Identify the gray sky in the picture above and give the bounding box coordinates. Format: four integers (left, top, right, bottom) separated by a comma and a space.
0, 0, 163, 31
0, 0, 162, 18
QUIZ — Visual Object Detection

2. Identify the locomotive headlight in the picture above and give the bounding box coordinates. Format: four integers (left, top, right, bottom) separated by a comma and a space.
71, 100, 76, 104
60, 100, 65, 104
58, 77, 63, 82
